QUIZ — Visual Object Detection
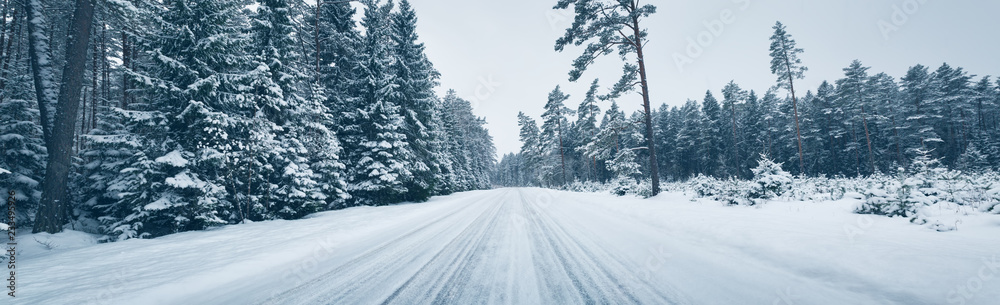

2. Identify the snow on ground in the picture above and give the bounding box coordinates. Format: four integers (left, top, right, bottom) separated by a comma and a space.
11, 188, 1000, 304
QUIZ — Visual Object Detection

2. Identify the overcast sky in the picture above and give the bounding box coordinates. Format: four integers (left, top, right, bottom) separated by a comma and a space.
398, 0, 1000, 156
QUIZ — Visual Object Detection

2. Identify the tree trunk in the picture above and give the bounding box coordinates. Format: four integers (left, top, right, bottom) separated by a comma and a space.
0, 4, 16, 94
850, 122, 861, 176
891, 115, 902, 165
558, 118, 566, 186
860, 104, 875, 173
632, 14, 660, 196
729, 104, 738, 177
0, 0, 9, 64
25, 0, 55, 145
781, 40, 806, 175
34, 0, 96, 234
315, 1, 321, 84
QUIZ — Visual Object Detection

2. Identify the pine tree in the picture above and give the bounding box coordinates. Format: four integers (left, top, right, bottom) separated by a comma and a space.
575, 79, 602, 181
440, 90, 495, 190
390, 0, 442, 201
582, 101, 626, 182
342, 0, 415, 206
699, 90, 724, 176
929, 63, 974, 166
313, 0, 361, 116
769, 21, 807, 175
836, 60, 877, 174
900, 65, 939, 157
554, 0, 662, 195
868, 72, 903, 170
0, 62, 46, 226
955, 143, 990, 173
99, 0, 258, 238
517, 112, 542, 186
539, 86, 573, 186
675, 100, 702, 178
248, 0, 348, 218
721, 81, 747, 178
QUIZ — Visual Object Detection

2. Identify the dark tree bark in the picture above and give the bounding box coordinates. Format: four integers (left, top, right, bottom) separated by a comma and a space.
25, 1, 54, 145
631, 13, 660, 196
121, 30, 129, 109
861, 104, 875, 173
557, 116, 567, 186
0, 0, 9, 63
34, 0, 96, 234
780, 39, 806, 175
0, 4, 16, 94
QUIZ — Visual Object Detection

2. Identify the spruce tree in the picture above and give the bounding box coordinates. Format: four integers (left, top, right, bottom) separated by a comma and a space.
100, 0, 258, 238
540, 86, 573, 186
699, 91, 724, 176
390, 0, 441, 201
0, 64, 46, 226
517, 112, 542, 186
342, 0, 415, 206
249, 0, 347, 218
836, 60, 876, 174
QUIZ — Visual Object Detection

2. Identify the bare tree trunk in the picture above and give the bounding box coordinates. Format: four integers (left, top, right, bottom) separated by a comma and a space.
0, 4, 16, 94
781, 40, 806, 175
631, 13, 660, 195
121, 30, 129, 109
861, 104, 875, 173
0, 0, 9, 64
315, 1, 321, 84
891, 115, 902, 165
850, 122, 861, 176
34, 0, 96, 234
25, 0, 55, 144
101, 18, 108, 104
558, 117, 566, 186
729, 104, 738, 177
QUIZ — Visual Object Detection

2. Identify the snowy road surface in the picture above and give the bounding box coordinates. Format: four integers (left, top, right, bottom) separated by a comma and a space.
18, 188, 1000, 304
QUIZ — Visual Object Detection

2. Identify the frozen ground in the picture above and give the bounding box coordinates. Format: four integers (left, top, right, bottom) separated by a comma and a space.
10, 188, 1000, 304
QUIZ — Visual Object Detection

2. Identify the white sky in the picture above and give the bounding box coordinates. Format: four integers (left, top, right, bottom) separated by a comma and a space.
400, 0, 1000, 155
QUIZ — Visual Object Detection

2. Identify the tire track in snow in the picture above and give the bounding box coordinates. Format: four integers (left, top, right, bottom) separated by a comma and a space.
257, 190, 508, 305
518, 189, 681, 305
379, 190, 508, 304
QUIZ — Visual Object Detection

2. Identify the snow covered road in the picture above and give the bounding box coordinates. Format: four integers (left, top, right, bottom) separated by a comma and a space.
258, 188, 681, 305
16, 188, 1000, 304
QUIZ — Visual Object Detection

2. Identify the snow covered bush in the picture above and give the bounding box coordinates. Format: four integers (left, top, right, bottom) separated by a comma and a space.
714, 179, 754, 206
608, 177, 640, 197
567, 180, 606, 193
747, 155, 792, 204
855, 177, 923, 217
688, 174, 721, 198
